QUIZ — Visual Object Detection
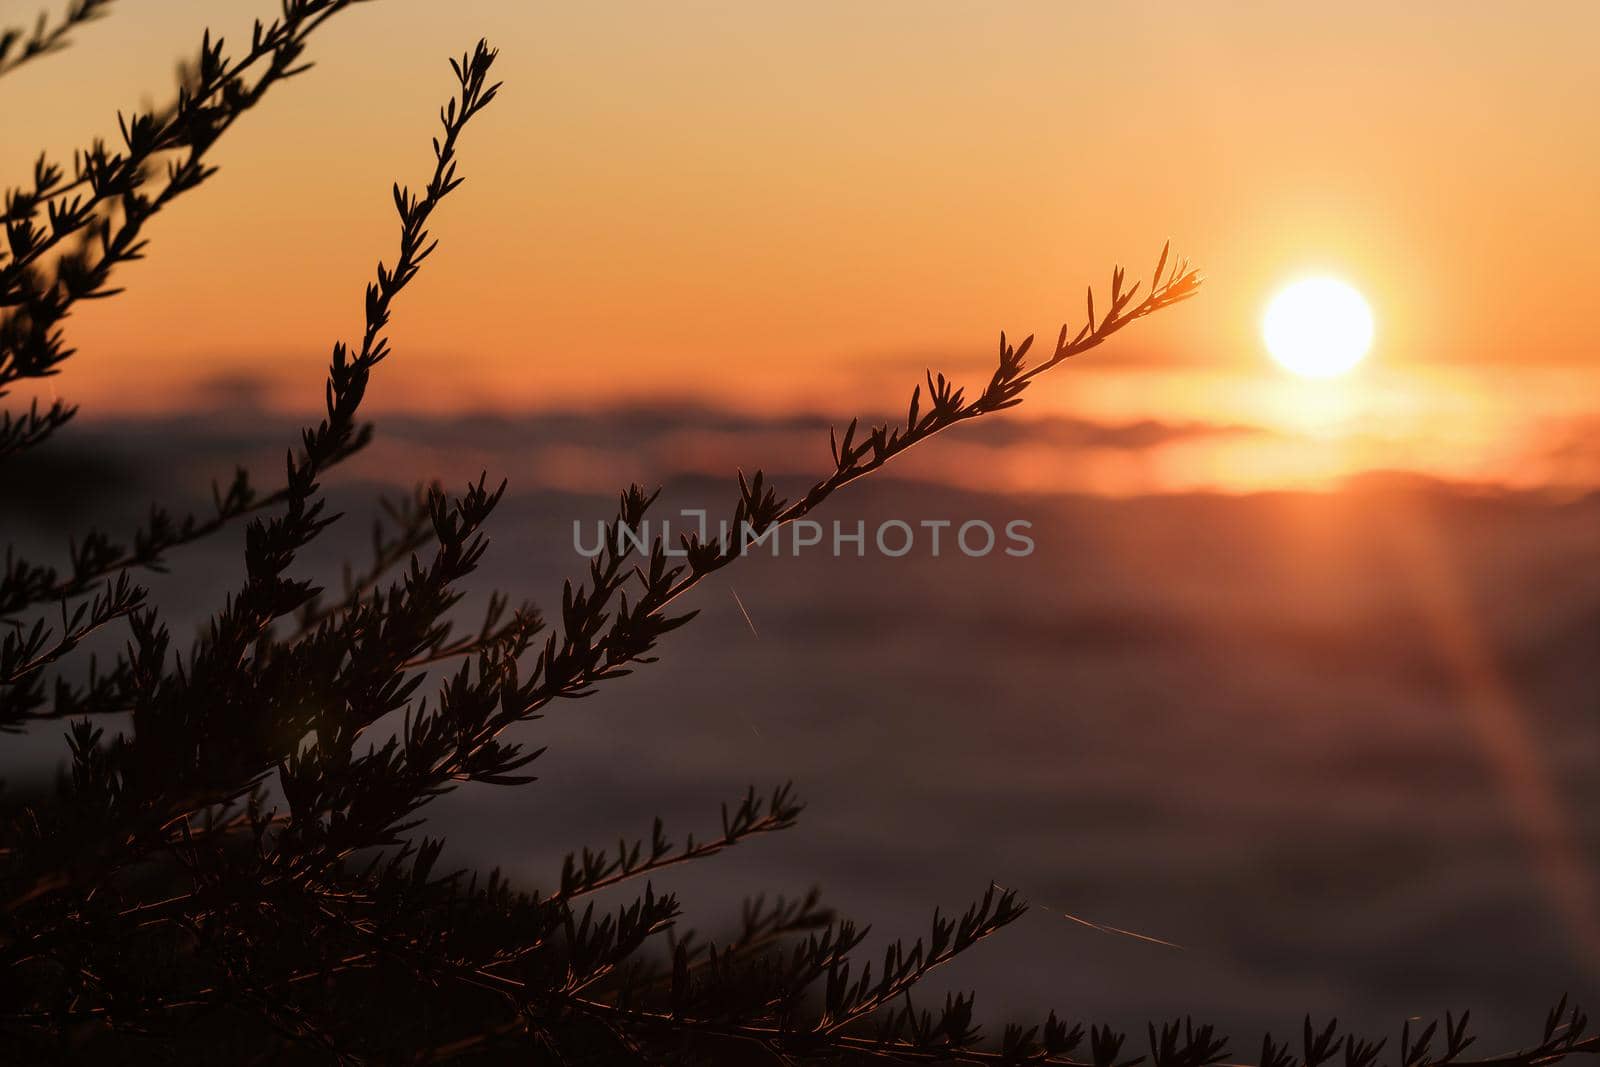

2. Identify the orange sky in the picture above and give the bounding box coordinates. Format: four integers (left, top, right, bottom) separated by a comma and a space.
5, 1, 1599, 488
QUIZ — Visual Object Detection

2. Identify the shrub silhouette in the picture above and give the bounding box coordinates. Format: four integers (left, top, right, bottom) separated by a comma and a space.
1, 4, 1594, 1064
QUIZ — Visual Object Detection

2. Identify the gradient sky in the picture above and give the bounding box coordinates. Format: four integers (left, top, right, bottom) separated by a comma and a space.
5, 1, 1599, 486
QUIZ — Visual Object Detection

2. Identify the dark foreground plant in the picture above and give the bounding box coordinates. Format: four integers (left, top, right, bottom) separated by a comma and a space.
0, 6, 1594, 1065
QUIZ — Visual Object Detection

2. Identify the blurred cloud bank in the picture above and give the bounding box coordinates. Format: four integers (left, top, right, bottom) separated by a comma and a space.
8, 407, 1600, 1045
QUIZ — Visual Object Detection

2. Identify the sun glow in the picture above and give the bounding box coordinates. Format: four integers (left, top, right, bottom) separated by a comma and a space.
1263, 277, 1374, 378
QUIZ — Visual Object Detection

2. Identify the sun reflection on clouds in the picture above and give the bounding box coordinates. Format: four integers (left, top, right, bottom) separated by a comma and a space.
334, 360, 1600, 500
1019, 362, 1600, 495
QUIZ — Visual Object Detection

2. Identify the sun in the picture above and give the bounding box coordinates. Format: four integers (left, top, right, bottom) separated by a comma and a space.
1262, 277, 1374, 378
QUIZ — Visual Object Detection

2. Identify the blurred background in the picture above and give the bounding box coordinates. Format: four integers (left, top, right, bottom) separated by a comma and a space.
4, 0, 1599, 1049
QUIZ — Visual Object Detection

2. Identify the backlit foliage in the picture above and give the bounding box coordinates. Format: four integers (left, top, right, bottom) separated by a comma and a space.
1, 5, 1592, 1065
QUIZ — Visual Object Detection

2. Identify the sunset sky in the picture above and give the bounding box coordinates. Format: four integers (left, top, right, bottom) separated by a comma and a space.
8, 5, 1600, 1036
6, 1, 1599, 490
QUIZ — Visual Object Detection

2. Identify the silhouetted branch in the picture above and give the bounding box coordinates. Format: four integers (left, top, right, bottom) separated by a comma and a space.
0, 38, 501, 915
0, 0, 369, 461
0, 0, 113, 82
287, 483, 439, 638
549, 784, 804, 904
